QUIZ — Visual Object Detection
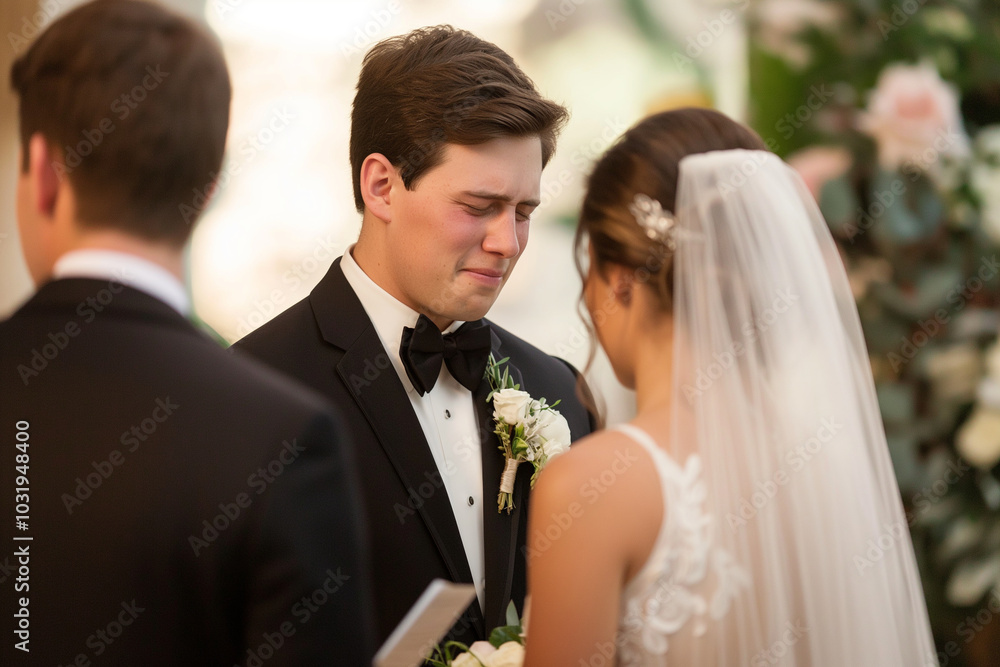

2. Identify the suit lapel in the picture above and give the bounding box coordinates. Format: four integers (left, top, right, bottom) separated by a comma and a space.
310, 259, 477, 595
477, 330, 529, 629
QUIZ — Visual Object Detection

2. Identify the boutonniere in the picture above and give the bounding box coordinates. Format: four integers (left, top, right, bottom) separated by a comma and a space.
485, 354, 571, 514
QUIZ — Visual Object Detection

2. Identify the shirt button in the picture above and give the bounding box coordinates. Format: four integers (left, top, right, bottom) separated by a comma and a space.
468, 496, 474, 506
444, 409, 452, 419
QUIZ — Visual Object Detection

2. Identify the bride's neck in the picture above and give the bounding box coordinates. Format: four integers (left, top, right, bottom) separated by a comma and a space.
631, 320, 673, 417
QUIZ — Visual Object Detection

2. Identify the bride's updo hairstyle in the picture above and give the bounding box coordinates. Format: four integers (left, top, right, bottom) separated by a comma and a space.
576, 108, 768, 314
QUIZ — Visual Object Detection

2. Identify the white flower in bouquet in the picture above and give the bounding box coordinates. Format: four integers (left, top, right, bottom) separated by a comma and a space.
492, 388, 532, 426
483, 641, 525, 667
956, 407, 1000, 470
446, 640, 524, 667
858, 62, 970, 174
450, 641, 497, 667
450, 651, 484, 667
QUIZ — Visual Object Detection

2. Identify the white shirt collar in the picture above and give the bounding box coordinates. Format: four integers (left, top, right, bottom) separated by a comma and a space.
340, 245, 463, 394
52, 249, 190, 316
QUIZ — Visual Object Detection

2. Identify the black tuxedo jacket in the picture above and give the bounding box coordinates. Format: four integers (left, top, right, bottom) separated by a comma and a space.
0, 279, 375, 665
234, 257, 596, 649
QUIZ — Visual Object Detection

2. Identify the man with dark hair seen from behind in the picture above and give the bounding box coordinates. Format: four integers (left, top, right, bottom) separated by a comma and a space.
0, 1, 374, 664
235, 25, 597, 653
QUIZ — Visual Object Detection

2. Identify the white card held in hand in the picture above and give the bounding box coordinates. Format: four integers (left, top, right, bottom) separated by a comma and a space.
373, 579, 477, 667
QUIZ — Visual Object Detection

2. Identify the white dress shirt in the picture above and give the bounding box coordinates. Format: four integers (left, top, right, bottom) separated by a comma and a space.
53, 249, 190, 316
341, 247, 486, 612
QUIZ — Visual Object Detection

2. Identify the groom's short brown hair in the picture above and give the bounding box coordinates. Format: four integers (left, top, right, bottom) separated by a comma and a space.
350, 25, 568, 212
10, 0, 231, 245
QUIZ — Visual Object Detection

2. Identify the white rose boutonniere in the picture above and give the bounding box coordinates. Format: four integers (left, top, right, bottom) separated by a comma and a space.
485, 354, 572, 513
492, 388, 532, 426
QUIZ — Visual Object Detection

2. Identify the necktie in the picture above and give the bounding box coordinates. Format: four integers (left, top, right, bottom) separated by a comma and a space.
400, 314, 492, 395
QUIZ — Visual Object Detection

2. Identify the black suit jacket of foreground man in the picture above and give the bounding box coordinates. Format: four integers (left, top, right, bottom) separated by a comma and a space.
0, 278, 375, 666
235, 257, 596, 649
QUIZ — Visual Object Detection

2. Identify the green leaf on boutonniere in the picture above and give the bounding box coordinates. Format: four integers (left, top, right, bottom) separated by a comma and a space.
505, 599, 520, 627
488, 624, 523, 649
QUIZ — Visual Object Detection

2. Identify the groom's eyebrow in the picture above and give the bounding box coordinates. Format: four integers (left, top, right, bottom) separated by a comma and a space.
462, 190, 540, 208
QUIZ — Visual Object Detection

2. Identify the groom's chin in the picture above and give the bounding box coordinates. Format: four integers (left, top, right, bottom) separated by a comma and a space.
435, 295, 497, 324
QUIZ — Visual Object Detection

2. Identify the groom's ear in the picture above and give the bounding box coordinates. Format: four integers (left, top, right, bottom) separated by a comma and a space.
28, 133, 62, 219
359, 153, 396, 223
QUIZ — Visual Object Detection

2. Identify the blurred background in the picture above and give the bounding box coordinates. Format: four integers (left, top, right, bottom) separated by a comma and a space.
2, 0, 1000, 663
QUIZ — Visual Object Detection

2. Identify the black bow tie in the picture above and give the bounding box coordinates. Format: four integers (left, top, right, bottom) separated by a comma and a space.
400, 314, 492, 395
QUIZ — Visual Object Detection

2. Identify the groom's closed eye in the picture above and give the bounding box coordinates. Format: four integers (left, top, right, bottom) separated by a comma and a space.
458, 191, 539, 222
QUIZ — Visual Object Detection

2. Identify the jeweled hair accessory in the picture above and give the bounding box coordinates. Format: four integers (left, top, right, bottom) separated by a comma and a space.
628, 193, 677, 250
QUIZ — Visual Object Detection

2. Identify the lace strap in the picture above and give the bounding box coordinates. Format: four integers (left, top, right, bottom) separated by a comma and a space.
612, 423, 675, 595
614, 423, 666, 463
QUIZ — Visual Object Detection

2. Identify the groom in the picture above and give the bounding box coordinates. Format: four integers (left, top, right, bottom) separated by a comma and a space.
235, 26, 596, 649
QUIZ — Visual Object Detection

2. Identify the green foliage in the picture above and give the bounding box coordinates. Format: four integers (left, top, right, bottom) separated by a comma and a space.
748, 1, 1000, 660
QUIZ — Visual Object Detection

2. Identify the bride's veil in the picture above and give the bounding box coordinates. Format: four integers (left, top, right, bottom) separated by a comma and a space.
665, 149, 936, 664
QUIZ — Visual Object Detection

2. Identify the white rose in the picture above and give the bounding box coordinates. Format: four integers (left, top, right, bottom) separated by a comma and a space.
534, 407, 571, 460
450, 651, 484, 667
484, 641, 525, 667
493, 388, 532, 426
468, 641, 496, 659
858, 62, 969, 172
957, 407, 1000, 470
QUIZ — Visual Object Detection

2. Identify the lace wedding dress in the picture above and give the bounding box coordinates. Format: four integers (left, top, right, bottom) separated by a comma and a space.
606, 150, 937, 665
614, 423, 749, 666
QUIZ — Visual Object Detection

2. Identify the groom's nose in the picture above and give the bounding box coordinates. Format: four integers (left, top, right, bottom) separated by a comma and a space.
481, 207, 522, 259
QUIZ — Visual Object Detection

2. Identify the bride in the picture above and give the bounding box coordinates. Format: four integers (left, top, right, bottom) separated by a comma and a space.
522, 108, 936, 665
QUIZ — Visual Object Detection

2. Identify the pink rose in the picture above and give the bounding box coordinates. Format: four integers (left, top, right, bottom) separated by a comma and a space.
858, 62, 969, 171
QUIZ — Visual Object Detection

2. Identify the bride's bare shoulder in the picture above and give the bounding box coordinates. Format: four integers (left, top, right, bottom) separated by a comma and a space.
532, 428, 661, 513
